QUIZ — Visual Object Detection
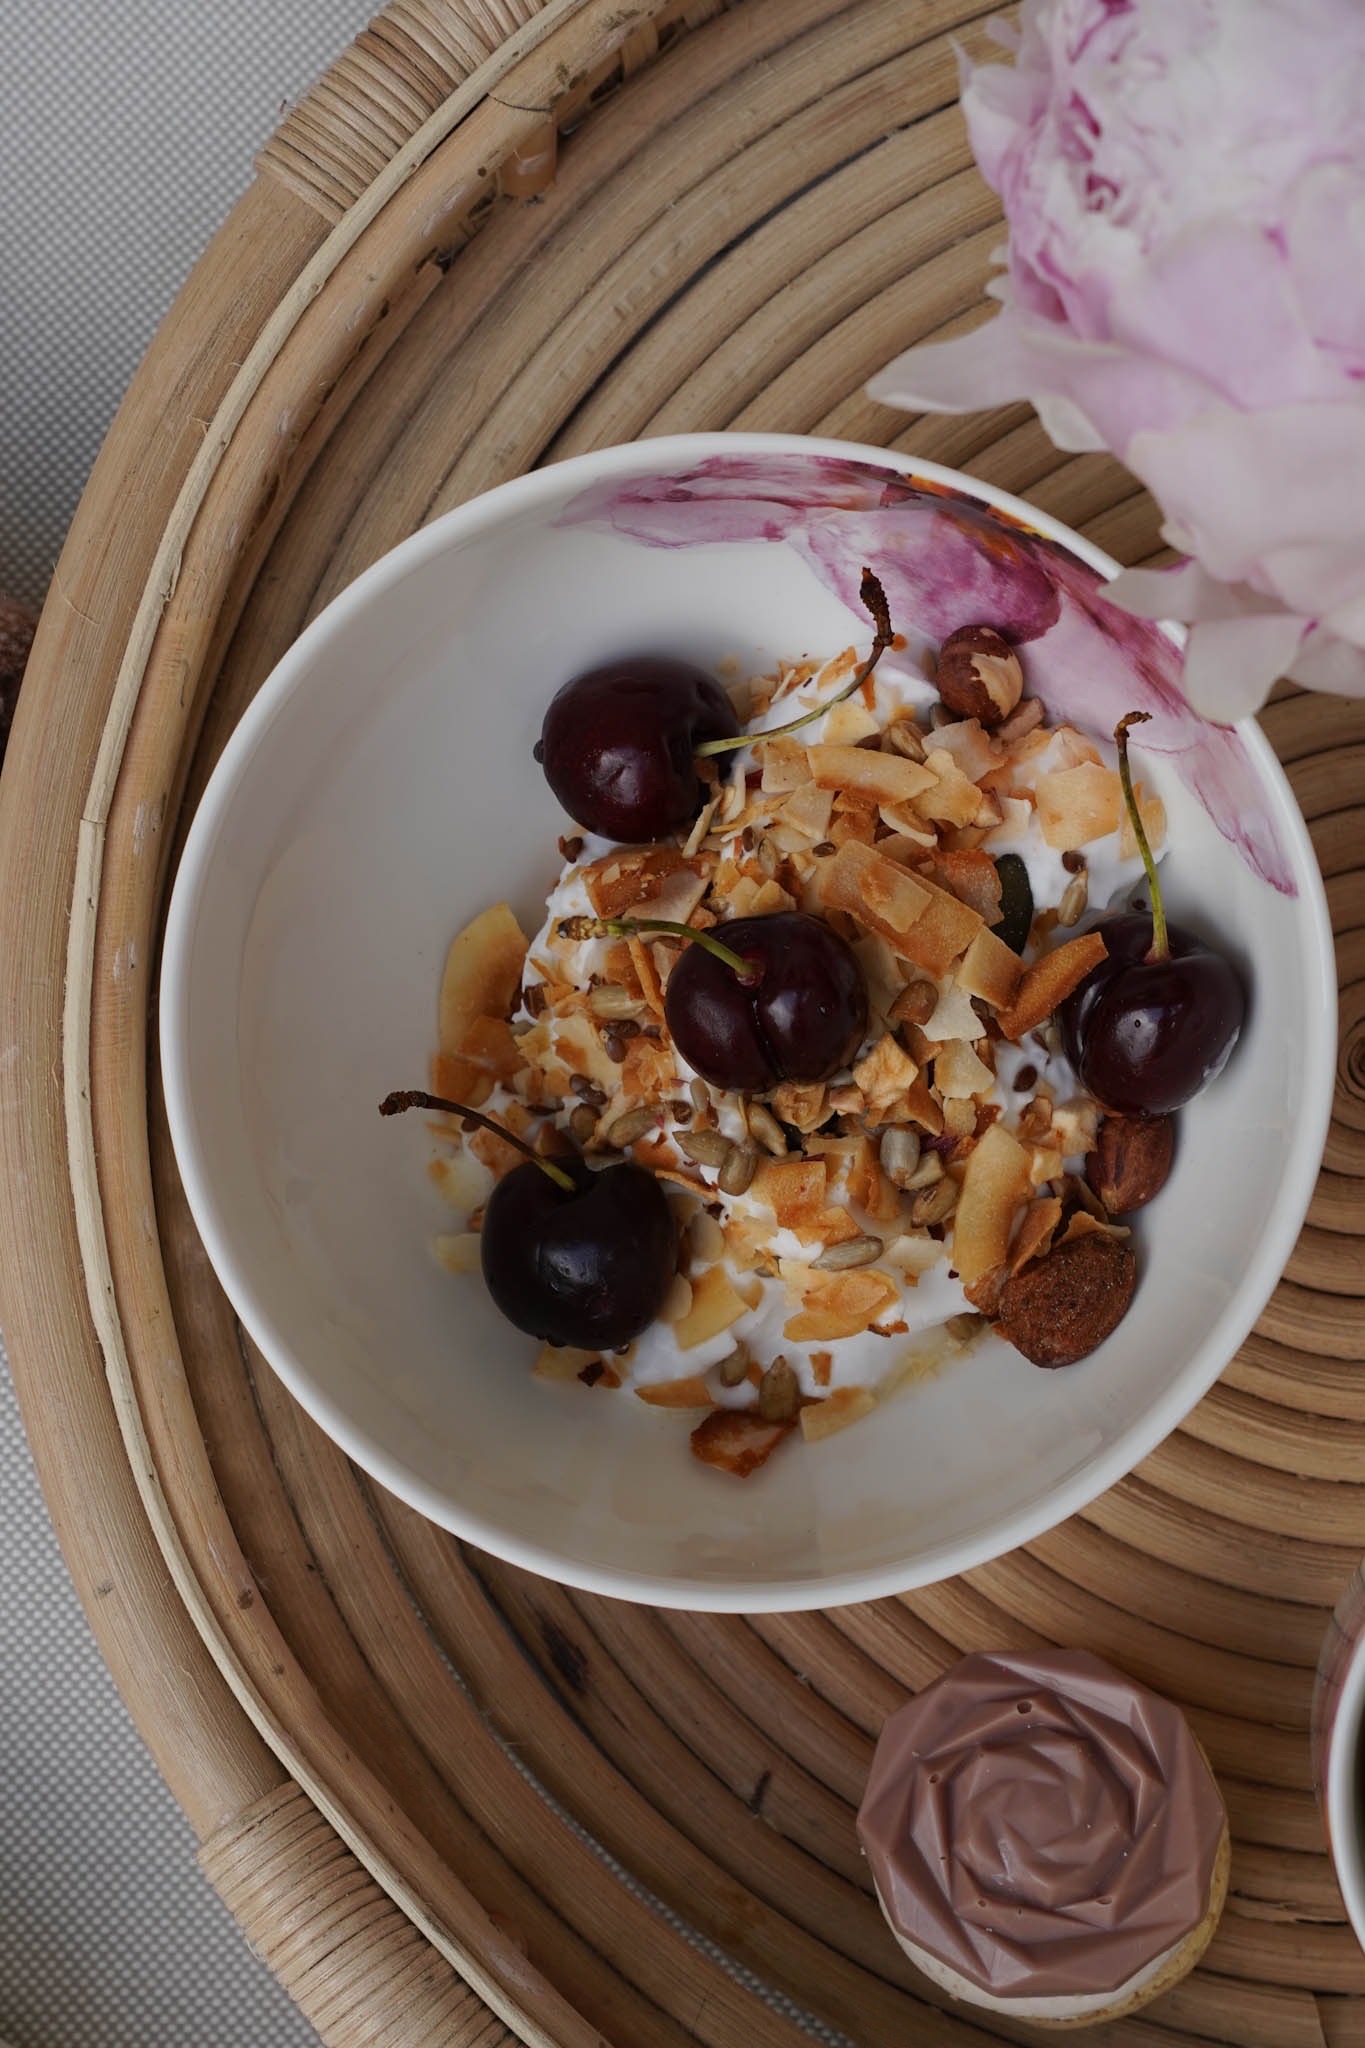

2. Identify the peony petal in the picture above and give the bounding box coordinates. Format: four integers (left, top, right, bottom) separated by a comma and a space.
1108, 220, 1351, 408
869, 308, 1219, 453
1179, 610, 1310, 722
1288, 628, 1365, 697
1126, 402, 1365, 616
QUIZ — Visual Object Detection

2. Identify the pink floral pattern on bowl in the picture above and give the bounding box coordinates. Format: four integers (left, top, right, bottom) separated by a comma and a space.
561, 451, 1295, 895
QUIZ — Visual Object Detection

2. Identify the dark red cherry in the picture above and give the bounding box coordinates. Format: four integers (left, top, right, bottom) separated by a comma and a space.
1060, 911, 1245, 1115
536, 656, 740, 842
664, 911, 867, 1093
380, 1091, 676, 1350
480, 1155, 677, 1350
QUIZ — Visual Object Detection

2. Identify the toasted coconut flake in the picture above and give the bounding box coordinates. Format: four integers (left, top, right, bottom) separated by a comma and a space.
459, 1014, 522, 1078
810, 1350, 833, 1388
1118, 782, 1166, 860
934, 1038, 995, 1100
800, 1386, 877, 1442
636, 1374, 715, 1408
956, 925, 1024, 1010
820, 699, 880, 745
427, 1152, 490, 1211
890, 878, 984, 979
893, 1074, 946, 1136
752, 1156, 827, 1227
921, 981, 984, 1044
534, 1343, 600, 1383
769, 1081, 829, 1134
690, 1408, 794, 1478
434, 1232, 482, 1275
997, 932, 1108, 1041
793, 1205, 866, 1248
582, 844, 690, 919
926, 717, 1004, 782
430, 1050, 489, 1106
1060, 1210, 1131, 1245
628, 936, 666, 1019
819, 838, 931, 943
852, 1033, 920, 1109
1051, 1098, 1101, 1156
781, 1263, 900, 1341
778, 780, 834, 843
1036, 763, 1122, 851
917, 748, 986, 828
439, 902, 528, 1055
1009, 1195, 1063, 1273
952, 1121, 1032, 1287
1028, 1145, 1066, 1187
759, 737, 812, 791
806, 743, 936, 804
673, 1264, 751, 1349
930, 849, 1002, 922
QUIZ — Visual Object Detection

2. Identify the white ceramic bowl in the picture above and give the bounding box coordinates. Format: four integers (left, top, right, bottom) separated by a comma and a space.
161, 432, 1335, 1612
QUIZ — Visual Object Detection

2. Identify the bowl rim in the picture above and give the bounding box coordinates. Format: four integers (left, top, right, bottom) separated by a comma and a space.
160, 428, 1338, 1613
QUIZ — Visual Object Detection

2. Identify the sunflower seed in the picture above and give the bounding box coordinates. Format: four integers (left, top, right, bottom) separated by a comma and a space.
996, 696, 1044, 744
813, 1234, 884, 1271
689, 1078, 711, 1117
605, 1106, 656, 1148
569, 1104, 598, 1143
677, 1128, 734, 1169
661, 1274, 693, 1324
569, 1075, 606, 1106
688, 1210, 726, 1262
718, 1141, 759, 1195
747, 1103, 788, 1156
911, 1177, 959, 1227
758, 1356, 800, 1423
590, 982, 646, 1020
1057, 872, 1089, 928
884, 720, 926, 761
902, 1150, 944, 1192
717, 1349, 750, 1388
879, 1127, 922, 1190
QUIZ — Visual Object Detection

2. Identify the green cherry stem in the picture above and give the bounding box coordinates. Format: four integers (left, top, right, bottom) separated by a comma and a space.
1113, 711, 1169, 962
558, 913, 760, 985
694, 566, 894, 758
379, 1089, 578, 1192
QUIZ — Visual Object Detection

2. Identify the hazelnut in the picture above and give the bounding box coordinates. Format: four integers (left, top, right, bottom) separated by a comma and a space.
998, 1232, 1135, 1367
1087, 1113, 1175, 1216
934, 624, 1024, 729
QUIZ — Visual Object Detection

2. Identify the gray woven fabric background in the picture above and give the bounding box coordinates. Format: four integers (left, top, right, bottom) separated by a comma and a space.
1, 5, 361, 2042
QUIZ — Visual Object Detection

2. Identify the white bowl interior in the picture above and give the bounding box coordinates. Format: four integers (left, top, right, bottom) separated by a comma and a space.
162, 436, 1334, 1609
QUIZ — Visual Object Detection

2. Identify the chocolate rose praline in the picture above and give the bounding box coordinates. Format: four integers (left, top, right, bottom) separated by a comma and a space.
857, 1648, 1226, 2008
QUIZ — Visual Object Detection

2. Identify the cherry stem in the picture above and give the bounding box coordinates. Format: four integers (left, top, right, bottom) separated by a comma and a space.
558, 913, 760, 985
694, 566, 894, 758
1113, 711, 1168, 961
379, 1089, 577, 1192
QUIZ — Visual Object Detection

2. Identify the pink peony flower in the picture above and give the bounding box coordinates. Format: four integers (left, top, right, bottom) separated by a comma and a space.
868, 0, 1365, 719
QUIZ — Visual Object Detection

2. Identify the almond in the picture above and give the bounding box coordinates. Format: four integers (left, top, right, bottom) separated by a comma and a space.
998, 1233, 1136, 1367
1086, 1113, 1175, 1216
934, 625, 1024, 728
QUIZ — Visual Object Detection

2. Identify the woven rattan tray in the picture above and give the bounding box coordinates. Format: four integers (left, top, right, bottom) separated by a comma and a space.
2, 3, 1363, 2042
